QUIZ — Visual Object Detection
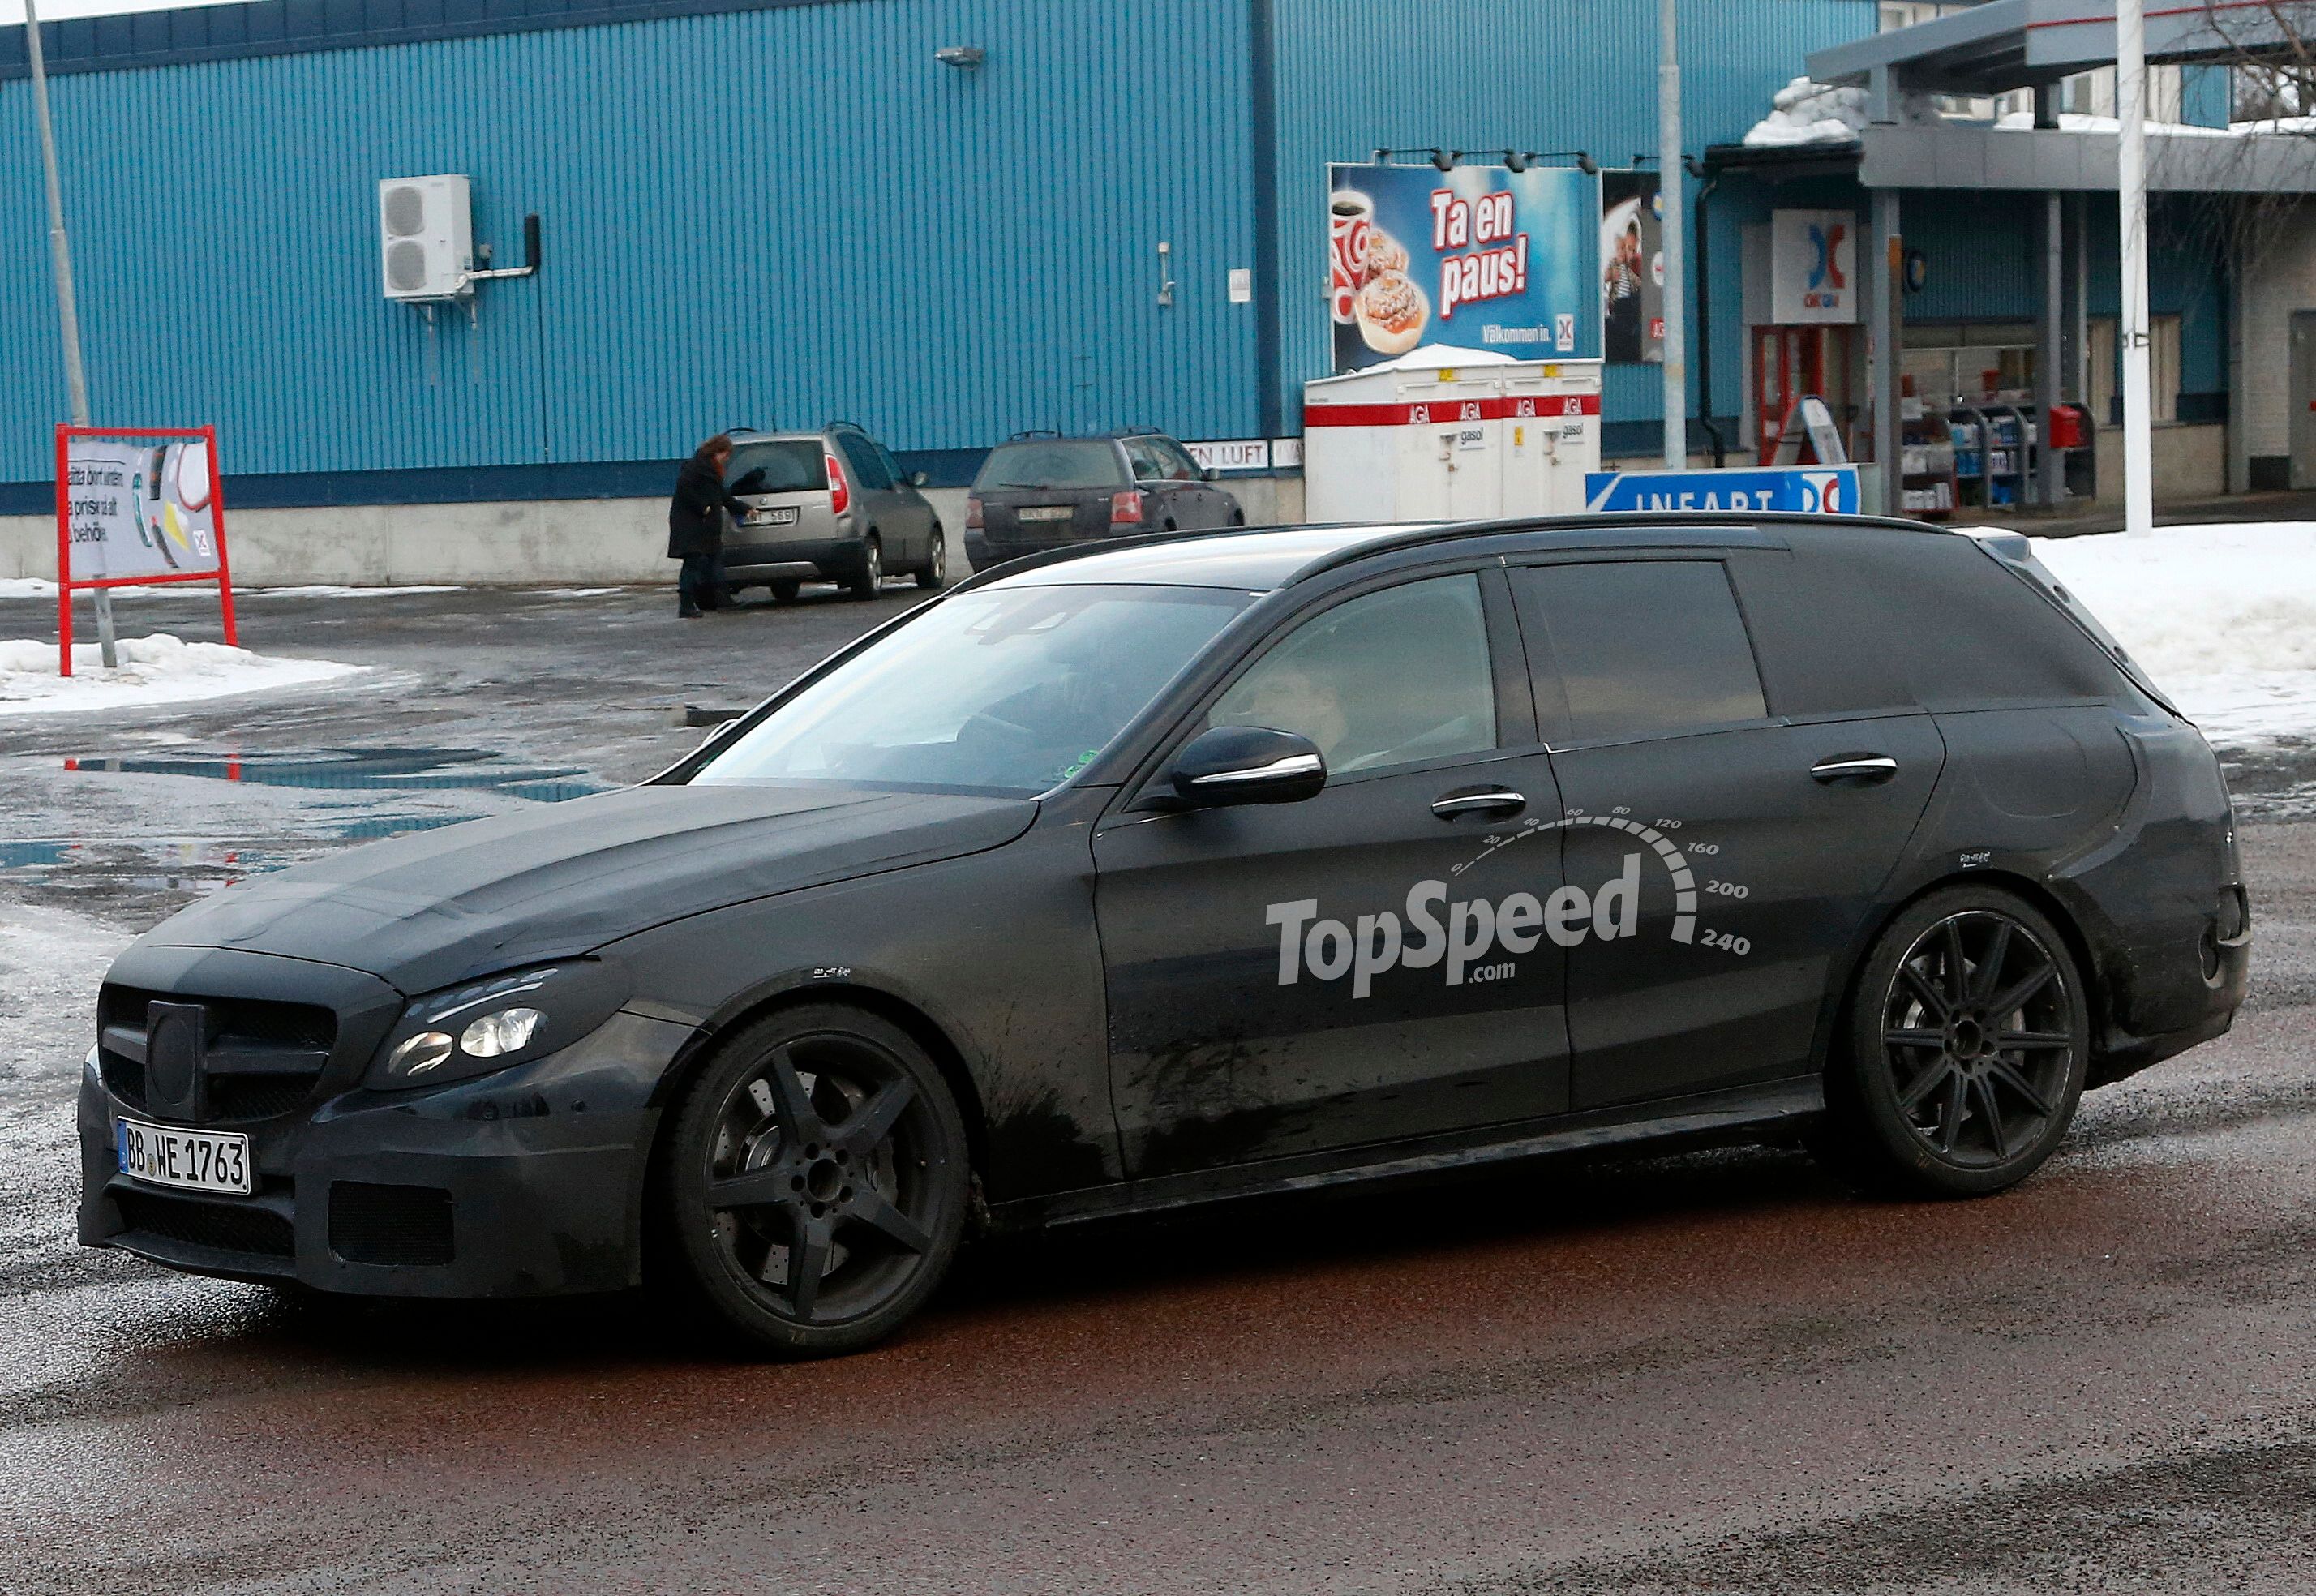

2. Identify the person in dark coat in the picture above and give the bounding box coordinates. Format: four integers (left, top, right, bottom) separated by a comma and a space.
667, 434, 749, 618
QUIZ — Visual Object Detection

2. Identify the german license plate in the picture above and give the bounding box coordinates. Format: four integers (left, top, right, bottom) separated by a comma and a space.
748, 505, 800, 526
116, 1118, 252, 1195
1019, 505, 1075, 522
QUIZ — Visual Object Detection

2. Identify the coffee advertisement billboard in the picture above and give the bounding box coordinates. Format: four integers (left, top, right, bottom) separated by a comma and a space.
1326, 162, 1601, 374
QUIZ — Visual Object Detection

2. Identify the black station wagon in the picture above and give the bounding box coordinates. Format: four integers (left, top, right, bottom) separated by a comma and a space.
80, 514, 2248, 1354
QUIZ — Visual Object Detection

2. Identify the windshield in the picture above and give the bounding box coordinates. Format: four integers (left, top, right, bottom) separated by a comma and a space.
692, 583, 1252, 795
972, 441, 1126, 491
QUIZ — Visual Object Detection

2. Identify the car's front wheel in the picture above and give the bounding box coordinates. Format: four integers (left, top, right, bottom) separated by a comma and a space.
659, 1004, 971, 1356
1815, 886, 2089, 1198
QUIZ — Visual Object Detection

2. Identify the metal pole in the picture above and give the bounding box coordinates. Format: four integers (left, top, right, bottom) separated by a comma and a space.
1658, 0, 1688, 469
22, 0, 116, 665
2117, 0, 2155, 538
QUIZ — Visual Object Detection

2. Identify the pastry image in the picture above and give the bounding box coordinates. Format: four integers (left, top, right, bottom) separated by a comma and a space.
1364, 227, 1409, 279
1356, 271, 1428, 355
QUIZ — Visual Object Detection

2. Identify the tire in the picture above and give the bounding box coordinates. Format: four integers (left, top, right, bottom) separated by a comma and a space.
848, 535, 883, 600
915, 529, 947, 590
1229, 510, 1246, 527
1813, 886, 2090, 1199
658, 1004, 971, 1357
770, 578, 801, 604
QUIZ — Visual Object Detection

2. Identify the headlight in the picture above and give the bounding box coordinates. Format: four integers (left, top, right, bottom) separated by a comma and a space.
367, 959, 629, 1091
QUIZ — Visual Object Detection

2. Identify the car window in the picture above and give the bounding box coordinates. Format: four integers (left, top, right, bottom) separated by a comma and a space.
724, 441, 826, 496
1151, 438, 1203, 482
693, 584, 1250, 796
1209, 573, 1496, 775
1512, 560, 1768, 744
1122, 439, 1164, 481
973, 441, 1128, 491
875, 442, 911, 487
836, 432, 893, 491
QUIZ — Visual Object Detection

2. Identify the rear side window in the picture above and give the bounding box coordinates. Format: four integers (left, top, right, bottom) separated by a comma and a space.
1725, 547, 1912, 718
1212, 573, 1497, 775
1512, 560, 1769, 743
724, 441, 826, 495
1803, 529, 2134, 710
836, 432, 894, 491
974, 441, 1128, 491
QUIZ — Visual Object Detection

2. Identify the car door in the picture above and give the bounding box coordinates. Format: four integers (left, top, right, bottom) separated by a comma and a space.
837, 433, 903, 560
1092, 566, 1570, 1179
874, 440, 935, 550
1151, 436, 1229, 527
1508, 547, 1945, 1112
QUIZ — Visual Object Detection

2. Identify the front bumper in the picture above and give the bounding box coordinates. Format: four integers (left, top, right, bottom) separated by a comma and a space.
79, 1010, 693, 1298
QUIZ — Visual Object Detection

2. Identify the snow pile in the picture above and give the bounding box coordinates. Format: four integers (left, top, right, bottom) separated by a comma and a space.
0, 579, 465, 599
2028, 522, 2316, 746
0, 633, 364, 717
1743, 76, 1869, 148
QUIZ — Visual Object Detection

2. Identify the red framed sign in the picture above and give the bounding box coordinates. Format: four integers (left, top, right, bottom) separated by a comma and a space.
56, 425, 237, 676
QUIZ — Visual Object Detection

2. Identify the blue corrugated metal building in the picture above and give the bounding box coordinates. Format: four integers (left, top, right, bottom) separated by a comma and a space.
0, 0, 2233, 514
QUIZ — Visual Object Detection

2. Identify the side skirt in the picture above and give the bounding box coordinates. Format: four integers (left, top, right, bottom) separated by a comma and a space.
987, 1075, 1825, 1233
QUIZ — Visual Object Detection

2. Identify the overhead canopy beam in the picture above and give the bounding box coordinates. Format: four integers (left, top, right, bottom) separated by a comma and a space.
1808, 0, 2314, 98
1857, 122, 2316, 192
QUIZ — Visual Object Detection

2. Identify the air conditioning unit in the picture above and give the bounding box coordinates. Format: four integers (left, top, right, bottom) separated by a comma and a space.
378, 175, 473, 302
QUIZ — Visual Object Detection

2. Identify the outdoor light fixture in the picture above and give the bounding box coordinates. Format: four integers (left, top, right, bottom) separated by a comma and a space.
1370, 147, 1459, 171
1468, 148, 1599, 175
935, 45, 985, 67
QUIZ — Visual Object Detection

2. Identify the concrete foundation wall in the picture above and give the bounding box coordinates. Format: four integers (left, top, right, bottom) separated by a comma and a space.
2091, 422, 2228, 504
0, 478, 1309, 586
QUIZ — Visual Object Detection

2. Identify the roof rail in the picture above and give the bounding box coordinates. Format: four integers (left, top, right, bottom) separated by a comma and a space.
1285, 508, 1946, 582
1006, 428, 1066, 441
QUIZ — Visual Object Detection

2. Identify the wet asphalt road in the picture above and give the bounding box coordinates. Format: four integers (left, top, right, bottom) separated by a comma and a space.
4, 585, 2316, 1593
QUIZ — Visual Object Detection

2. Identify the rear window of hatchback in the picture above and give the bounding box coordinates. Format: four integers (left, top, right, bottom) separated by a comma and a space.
727, 440, 828, 495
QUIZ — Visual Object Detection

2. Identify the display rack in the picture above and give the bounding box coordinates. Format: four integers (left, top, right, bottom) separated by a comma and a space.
1897, 388, 1957, 518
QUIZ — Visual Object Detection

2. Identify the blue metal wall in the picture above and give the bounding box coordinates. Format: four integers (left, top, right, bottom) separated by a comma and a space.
0, 0, 1262, 491
1269, 0, 1883, 436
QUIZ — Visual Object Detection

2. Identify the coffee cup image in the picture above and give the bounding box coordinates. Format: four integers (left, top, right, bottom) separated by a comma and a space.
1356, 271, 1428, 356
1328, 190, 1375, 324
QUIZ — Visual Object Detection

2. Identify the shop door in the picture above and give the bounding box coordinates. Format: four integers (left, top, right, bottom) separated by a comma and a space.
2292, 311, 2316, 491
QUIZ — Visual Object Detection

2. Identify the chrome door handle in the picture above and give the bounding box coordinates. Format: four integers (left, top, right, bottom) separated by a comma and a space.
1811, 753, 1898, 784
1432, 788, 1527, 818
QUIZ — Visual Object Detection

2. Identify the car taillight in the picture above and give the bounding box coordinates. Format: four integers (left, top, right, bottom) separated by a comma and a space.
826, 453, 850, 516
965, 495, 983, 530
1110, 490, 1145, 525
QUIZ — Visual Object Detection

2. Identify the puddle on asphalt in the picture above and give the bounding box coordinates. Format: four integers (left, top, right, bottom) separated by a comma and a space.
58, 746, 606, 804
2, 748, 611, 902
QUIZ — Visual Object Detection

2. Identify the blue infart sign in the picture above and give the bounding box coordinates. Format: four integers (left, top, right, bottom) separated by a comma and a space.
1584, 466, 1861, 515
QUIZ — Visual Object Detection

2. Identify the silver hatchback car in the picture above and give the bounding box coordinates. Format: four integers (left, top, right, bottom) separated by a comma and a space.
720, 423, 947, 600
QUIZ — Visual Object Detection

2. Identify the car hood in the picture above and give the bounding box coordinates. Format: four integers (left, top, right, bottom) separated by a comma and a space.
135, 783, 1037, 995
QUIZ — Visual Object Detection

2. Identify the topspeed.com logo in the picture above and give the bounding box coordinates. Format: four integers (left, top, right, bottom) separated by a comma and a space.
1267, 855, 1640, 998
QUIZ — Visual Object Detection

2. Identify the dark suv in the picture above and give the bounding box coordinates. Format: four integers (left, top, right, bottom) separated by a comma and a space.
965, 429, 1243, 570
720, 423, 946, 600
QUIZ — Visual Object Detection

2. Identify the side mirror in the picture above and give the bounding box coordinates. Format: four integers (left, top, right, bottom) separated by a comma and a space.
910, 470, 929, 487
1203, 467, 1219, 483
1169, 725, 1327, 807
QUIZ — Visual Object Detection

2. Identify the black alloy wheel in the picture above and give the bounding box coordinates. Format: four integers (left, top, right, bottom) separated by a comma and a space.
1816, 886, 2089, 1198
916, 529, 946, 590
661, 1005, 968, 1355
850, 535, 884, 600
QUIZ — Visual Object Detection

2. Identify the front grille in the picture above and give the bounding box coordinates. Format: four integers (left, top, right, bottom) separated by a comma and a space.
115, 1190, 294, 1259
100, 1052, 147, 1111
96, 985, 337, 1124
329, 1182, 455, 1267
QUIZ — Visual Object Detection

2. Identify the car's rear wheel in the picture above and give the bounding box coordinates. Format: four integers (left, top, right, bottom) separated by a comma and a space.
1815, 886, 2088, 1198
660, 1004, 970, 1357
849, 535, 883, 600
916, 529, 946, 590
770, 578, 801, 604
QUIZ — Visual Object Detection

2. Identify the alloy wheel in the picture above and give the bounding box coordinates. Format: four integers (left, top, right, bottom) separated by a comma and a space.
699, 1032, 940, 1324
1879, 909, 2077, 1169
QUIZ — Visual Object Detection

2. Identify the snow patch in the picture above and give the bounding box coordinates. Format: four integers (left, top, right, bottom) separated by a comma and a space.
2029, 521, 2316, 748
0, 633, 364, 717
